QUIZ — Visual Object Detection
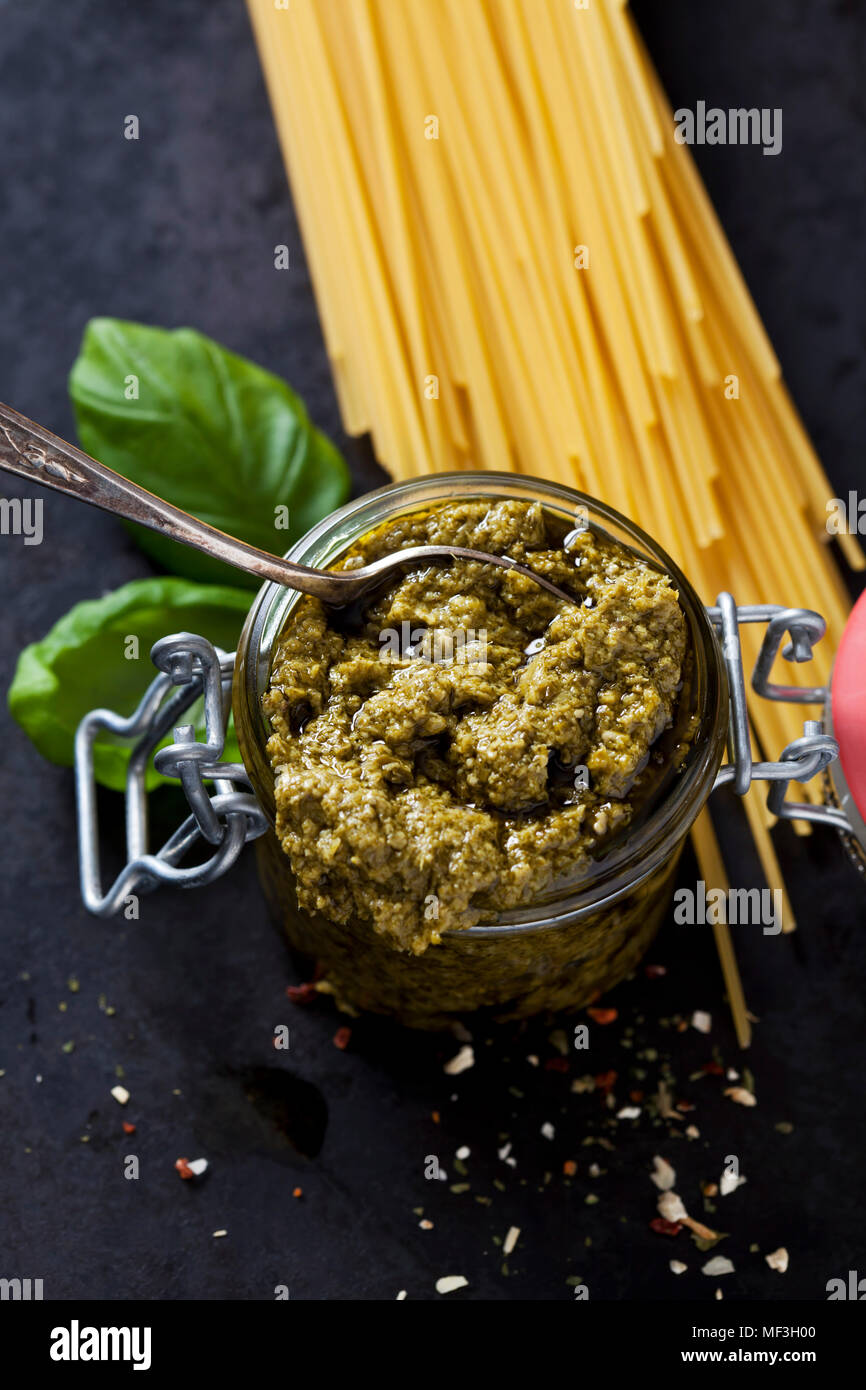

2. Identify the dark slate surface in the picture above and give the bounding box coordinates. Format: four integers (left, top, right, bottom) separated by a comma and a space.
0, 0, 863, 1302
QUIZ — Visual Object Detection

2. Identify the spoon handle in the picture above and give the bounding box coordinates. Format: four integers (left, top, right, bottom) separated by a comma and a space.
0, 401, 340, 598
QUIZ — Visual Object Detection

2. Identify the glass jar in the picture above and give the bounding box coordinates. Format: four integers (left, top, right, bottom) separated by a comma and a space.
233, 473, 728, 1028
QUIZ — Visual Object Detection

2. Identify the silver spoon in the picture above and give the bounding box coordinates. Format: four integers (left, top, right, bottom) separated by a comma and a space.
0, 401, 575, 607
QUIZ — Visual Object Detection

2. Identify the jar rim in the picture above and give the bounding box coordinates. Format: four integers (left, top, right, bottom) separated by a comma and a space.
233, 472, 728, 932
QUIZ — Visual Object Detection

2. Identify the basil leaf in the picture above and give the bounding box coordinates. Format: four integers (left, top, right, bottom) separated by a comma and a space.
69, 318, 350, 589
8, 578, 251, 792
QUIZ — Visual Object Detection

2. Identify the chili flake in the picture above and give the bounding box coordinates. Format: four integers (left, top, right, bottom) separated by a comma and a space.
587, 1007, 618, 1025
650, 1217, 683, 1236
286, 981, 318, 1005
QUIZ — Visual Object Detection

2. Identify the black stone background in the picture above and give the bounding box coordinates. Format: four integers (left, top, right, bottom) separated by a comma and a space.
0, 0, 863, 1302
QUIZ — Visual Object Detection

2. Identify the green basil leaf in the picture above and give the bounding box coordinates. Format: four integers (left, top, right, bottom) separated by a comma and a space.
69, 318, 350, 589
8, 577, 251, 792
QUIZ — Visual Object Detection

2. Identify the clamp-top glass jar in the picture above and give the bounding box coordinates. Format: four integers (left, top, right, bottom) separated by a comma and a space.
233, 474, 728, 1028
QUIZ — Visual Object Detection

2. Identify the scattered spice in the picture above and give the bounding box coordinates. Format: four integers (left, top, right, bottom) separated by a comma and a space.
435, 1275, 468, 1295
587, 1007, 618, 1025
286, 981, 318, 1005
175, 1157, 208, 1180
655, 1080, 680, 1121
690, 1228, 728, 1252
670, 1260, 688, 1274
719, 1171, 747, 1197
293, 1187, 303, 1198
444, 1045, 474, 1076
503, 1226, 520, 1256
122, 1122, 136, 1135
544, 1056, 569, 1073
333, 1026, 352, 1050
563, 1160, 577, 1177
702, 1256, 734, 1277
765, 1247, 789, 1273
650, 1156, 676, 1191
724, 1086, 757, 1108
650, 1217, 682, 1236
691, 1010, 712, 1034
657, 1192, 688, 1224
110, 1085, 130, 1106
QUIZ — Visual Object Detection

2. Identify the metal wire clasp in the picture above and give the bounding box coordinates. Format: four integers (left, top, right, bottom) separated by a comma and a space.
707, 594, 848, 832
75, 633, 268, 917
74, 600, 851, 918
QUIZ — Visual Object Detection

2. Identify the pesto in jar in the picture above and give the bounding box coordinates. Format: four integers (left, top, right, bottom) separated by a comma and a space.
264, 500, 688, 955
